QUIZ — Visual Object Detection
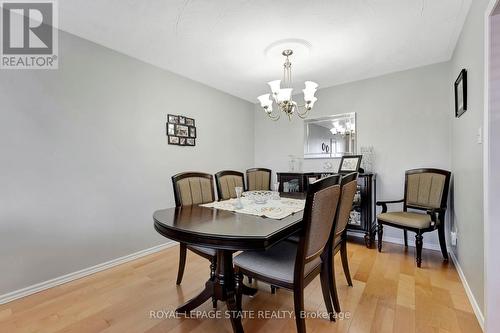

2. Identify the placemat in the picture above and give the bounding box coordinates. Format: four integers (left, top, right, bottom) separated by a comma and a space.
200, 197, 305, 220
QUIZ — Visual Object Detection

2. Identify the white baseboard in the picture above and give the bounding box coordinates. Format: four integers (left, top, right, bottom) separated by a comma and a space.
347, 231, 441, 251
449, 251, 485, 331
0, 241, 177, 305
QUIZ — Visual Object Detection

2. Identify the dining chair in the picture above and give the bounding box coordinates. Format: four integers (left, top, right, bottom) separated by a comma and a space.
234, 175, 342, 333
171, 172, 218, 306
326, 172, 358, 313
214, 170, 245, 200
376, 168, 451, 267
246, 168, 271, 191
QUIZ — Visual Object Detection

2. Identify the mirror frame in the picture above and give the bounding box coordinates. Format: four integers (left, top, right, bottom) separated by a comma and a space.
303, 112, 357, 159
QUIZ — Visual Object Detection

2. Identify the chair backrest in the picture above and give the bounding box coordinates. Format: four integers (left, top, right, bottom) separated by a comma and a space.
246, 168, 271, 191
215, 170, 245, 200
404, 168, 451, 211
297, 175, 341, 266
171, 172, 215, 207
332, 172, 358, 241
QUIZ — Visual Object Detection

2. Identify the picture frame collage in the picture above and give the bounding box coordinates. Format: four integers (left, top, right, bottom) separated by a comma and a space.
166, 114, 196, 146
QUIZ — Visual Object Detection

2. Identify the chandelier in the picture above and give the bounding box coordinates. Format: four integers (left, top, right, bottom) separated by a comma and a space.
257, 49, 318, 121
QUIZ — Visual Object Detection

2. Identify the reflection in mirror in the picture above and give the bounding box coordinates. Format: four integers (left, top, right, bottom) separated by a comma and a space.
304, 113, 356, 159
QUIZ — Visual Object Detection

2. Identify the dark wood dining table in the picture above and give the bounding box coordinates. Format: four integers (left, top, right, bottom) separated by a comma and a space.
153, 193, 305, 333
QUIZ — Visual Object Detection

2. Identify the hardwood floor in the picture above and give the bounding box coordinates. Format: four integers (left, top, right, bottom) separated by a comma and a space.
0, 238, 482, 333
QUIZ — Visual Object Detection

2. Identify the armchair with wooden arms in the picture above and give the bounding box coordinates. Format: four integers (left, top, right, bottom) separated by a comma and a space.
376, 168, 451, 267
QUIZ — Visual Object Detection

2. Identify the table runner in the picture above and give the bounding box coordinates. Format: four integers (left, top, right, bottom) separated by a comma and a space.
200, 197, 305, 220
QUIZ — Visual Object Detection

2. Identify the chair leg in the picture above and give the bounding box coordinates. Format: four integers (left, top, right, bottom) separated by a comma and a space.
438, 224, 449, 262
377, 223, 383, 252
235, 269, 243, 311
320, 264, 335, 321
415, 232, 423, 268
176, 243, 187, 285
403, 229, 408, 247
328, 253, 341, 313
340, 240, 353, 287
293, 287, 306, 333
271, 285, 278, 294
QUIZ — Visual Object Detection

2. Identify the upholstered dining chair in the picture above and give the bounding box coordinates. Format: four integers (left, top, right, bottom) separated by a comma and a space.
246, 168, 271, 191
283, 173, 358, 302
214, 170, 245, 200
171, 172, 218, 306
326, 172, 358, 313
234, 175, 342, 333
376, 168, 451, 267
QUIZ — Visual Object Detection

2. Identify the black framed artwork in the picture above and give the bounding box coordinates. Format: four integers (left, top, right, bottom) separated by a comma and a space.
167, 114, 196, 146
338, 155, 363, 174
168, 136, 179, 145
454, 69, 467, 118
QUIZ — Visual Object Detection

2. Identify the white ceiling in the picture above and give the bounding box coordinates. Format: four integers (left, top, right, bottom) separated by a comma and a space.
59, 0, 472, 102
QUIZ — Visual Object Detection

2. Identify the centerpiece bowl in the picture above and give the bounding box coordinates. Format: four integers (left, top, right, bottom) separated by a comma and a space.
242, 190, 274, 204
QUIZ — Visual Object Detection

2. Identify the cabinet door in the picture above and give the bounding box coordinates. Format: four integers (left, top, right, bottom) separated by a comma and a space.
278, 174, 304, 192
348, 180, 363, 229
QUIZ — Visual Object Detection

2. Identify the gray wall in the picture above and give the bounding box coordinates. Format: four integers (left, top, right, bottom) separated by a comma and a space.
0, 31, 255, 295
449, 0, 489, 315
254, 62, 452, 246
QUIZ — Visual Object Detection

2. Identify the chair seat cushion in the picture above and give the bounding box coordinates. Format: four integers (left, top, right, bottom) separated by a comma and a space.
233, 241, 321, 284
188, 245, 216, 257
377, 211, 431, 229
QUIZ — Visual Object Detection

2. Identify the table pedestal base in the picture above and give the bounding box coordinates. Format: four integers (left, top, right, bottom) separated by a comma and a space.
176, 250, 257, 333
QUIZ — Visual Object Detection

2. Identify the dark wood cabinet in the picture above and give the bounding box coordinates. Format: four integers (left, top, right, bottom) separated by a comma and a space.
277, 172, 377, 248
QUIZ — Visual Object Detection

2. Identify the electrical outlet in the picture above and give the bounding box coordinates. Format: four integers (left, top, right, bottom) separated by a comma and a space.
477, 127, 483, 144
451, 231, 457, 246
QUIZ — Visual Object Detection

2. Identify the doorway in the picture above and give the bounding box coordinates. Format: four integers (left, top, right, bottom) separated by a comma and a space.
485, 1, 500, 331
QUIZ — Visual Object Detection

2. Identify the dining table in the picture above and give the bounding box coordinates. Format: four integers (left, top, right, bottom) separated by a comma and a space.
153, 193, 306, 333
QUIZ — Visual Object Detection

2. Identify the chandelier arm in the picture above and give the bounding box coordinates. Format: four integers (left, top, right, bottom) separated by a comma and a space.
268, 110, 281, 121
296, 105, 311, 118
266, 106, 281, 121
297, 111, 309, 119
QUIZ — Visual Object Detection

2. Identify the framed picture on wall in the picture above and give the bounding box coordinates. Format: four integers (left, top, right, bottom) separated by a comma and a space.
338, 155, 363, 174
455, 69, 467, 118
166, 114, 196, 147
175, 124, 189, 137
168, 136, 179, 145
167, 123, 175, 136
167, 114, 179, 124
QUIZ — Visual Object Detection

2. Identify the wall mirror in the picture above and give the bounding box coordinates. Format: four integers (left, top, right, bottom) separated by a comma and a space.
303, 112, 357, 159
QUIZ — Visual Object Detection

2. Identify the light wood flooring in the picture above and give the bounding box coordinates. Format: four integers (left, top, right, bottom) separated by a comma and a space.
0, 238, 482, 333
